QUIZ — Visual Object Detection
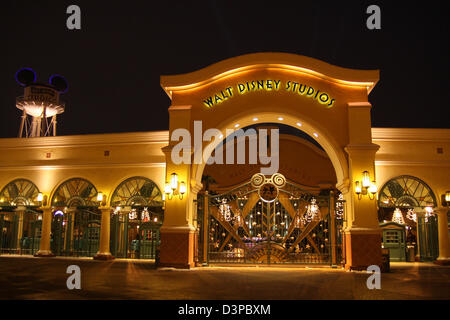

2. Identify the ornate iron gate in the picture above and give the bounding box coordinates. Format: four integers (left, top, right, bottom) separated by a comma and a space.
51, 208, 101, 257
0, 210, 42, 255
198, 173, 344, 265
110, 207, 162, 259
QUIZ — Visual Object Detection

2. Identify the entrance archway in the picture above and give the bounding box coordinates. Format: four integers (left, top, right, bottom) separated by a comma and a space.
160, 52, 381, 270
109, 176, 164, 259
50, 177, 101, 257
192, 112, 349, 195
0, 179, 41, 255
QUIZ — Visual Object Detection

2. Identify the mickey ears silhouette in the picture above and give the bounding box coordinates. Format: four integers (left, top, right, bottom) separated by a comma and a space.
15, 68, 68, 93
49, 74, 69, 93
15, 68, 36, 86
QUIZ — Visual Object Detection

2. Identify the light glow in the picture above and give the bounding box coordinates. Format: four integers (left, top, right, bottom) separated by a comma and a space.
179, 181, 187, 195
164, 183, 172, 195
362, 171, 370, 188
170, 173, 178, 190
368, 182, 378, 194
163, 63, 376, 96
355, 181, 362, 194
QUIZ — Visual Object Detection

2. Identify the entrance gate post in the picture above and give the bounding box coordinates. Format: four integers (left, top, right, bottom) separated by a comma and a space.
435, 207, 450, 265
202, 191, 209, 265
329, 190, 337, 267
159, 105, 201, 269
94, 206, 114, 260
344, 102, 382, 270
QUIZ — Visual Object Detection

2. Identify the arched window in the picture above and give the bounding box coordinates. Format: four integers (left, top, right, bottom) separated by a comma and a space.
378, 175, 437, 209
0, 179, 40, 207
52, 178, 98, 207
110, 176, 163, 208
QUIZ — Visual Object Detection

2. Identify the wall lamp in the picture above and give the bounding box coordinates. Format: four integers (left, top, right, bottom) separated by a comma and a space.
442, 191, 450, 207
37, 192, 48, 206
165, 173, 186, 200
96, 192, 107, 206
355, 171, 377, 200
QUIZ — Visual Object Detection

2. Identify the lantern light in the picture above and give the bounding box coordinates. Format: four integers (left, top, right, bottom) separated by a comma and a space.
179, 181, 187, 198
37, 192, 43, 202
170, 173, 178, 190
442, 191, 450, 207
355, 181, 362, 195
355, 171, 377, 200
97, 192, 103, 202
369, 182, 378, 194
362, 171, 370, 188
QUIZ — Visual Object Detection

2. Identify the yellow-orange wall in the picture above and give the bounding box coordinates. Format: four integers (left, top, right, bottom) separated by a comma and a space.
0, 127, 448, 207
0, 131, 168, 203
373, 128, 450, 206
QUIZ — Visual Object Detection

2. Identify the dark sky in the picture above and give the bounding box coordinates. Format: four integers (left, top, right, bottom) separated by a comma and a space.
1, 1, 449, 138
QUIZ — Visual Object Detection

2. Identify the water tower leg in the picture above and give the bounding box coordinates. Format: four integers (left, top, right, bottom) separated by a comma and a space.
18, 110, 26, 138
52, 115, 57, 136
41, 106, 47, 136
30, 117, 38, 138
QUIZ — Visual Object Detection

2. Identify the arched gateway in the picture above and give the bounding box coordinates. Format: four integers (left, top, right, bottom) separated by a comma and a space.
160, 53, 381, 270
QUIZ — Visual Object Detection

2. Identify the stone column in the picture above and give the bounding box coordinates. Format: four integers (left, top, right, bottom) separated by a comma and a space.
14, 208, 25, 251
35, 207, 55, 257
159, 105, 199, 269
94, 207, 114, 260
343, 102, 382, 271
435, 207, 450, 265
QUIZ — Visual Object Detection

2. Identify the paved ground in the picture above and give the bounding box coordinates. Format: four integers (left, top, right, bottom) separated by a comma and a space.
0, 255, 449, 300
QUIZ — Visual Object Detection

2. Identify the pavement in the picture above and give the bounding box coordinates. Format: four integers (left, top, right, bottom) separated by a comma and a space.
0, 255, 449, 300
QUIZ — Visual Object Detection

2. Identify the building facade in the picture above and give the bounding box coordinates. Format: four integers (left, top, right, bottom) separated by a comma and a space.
1, 53, 449, 270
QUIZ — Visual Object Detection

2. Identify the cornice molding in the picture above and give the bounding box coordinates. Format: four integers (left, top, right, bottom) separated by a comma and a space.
372, 128, 450, 142
375, 160, 450, 167
0, 131, 170, 150
0, 162, 166, 171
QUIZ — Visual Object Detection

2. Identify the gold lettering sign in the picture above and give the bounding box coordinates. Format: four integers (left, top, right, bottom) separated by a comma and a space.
203, 79, 335, 109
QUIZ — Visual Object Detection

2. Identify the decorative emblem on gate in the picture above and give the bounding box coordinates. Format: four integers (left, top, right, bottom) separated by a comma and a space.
251, 173, 286, 203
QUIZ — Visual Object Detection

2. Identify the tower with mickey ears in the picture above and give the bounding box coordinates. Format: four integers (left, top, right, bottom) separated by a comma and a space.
15, 68, 68, 137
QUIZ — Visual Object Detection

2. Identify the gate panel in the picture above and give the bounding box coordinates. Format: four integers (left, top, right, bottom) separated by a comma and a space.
51, 208, 101, 257
111, 207, 162, 259
200, 174, 344, 266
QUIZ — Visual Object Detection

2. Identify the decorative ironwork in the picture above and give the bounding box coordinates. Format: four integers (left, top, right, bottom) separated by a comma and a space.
335, 193, 345, 220
378, 176, 437, 208
0, 179, 40, 207
52, 178, 98, 207
200, 173, 343, 265
51, 208, 101, 257
110, 176, 163, 208
392, 208, 406, 225
109, 177, 164, 259
406, 208, 417, 222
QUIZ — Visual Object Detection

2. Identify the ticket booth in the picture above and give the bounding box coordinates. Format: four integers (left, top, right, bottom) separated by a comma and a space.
380, 221, 406, 262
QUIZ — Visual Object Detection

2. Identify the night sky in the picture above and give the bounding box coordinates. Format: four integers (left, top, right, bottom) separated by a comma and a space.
1, 1, 449, 138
